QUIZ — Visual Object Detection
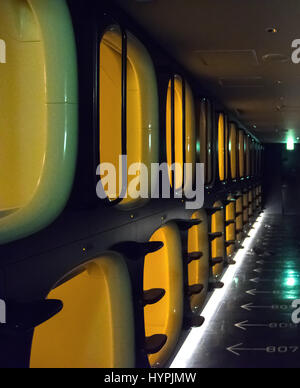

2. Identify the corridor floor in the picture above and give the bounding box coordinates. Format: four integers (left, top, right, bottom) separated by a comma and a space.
185, 215, 300, 368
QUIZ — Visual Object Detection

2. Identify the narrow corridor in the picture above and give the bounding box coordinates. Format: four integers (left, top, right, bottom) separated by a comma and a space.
174, 215, 300, 368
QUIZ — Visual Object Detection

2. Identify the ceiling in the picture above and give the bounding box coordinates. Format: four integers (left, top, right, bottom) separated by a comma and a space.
112, 0, 300, 143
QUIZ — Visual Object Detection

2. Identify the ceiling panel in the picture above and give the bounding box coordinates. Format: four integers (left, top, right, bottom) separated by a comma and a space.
112, 0, 300, 142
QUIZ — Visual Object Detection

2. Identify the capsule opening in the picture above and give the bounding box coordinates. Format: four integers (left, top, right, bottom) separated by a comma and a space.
226, 196, 236, 257
238, 130, 245, 179
144, 223, 184, 367
218, 113, 226, 182
198, 99, 213, 186
235, 193, 243, 242
99, 27, 159, 208
229, 123, 237, 180
243, 192, 249, 224
211, 201, 225, 278
166, 76, 195, 192
30, 254, 135, 368
252, 188, 257, 212
188, 211, 209, 313
224, 116, 229, 181
245, 134, 251, 178
0, 0, 78, 244
248, 190, 253, 217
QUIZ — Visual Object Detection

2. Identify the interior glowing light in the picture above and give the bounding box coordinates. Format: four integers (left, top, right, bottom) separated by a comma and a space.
286, 278, 296, 287
287, 137, 295, 151
170, 213, 265, 368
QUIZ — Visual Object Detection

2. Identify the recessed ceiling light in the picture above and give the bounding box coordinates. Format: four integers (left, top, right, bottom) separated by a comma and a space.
266, 27, 278, 34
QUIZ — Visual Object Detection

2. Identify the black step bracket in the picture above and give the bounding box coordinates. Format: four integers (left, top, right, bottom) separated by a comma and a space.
225, 219, 235, 226
209, 281, 224, 291
4, 299, 63, 331
187, 251, 203, 264
174, 219, 202, 231
183, 314, 205, 330
145, 334, 167, 355
207, 207, 223, 216
186, 284, 204, 297
210, 257, 224, 266
233, 193, 243, 199
225, 240, 236, 248
112, 241, 164, 259
209, 232, 223, 241
142, 289, 166, 307
227, 258, 236, 265
223, 199, 236, 206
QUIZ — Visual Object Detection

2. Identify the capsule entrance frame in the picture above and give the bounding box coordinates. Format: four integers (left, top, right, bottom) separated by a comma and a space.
99, 26, 159, 208
198, 99, 213, 186
0, 0, 78, 244
226, 196, 236, 257
229, 123, 238, 180
251, 188, 257, 213
211, 201, 225, 278
248, 190, 253, 217
144, 222, 184, 367
235, 194, 243, 242
188, 211, 209, 313
224, 116, 229, 181
243, 192, 249, 225
30, 254, 135, 368
218, 113, 226, 182
238, 129, 245, 179
245, 134, 251, 178
166, 75, 196, 192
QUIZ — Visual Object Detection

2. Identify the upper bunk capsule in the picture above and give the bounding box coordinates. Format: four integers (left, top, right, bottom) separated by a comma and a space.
98, 26, 159, 209
217, 113, 230, 183
165, 75, 196, 194
238, 129, 245, 179
197, 98, 214, 187
229, 122, 238, 180
0, 0, 78, 245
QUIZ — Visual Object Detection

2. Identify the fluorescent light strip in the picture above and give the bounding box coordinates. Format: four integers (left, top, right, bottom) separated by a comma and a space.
170, 213, 265, 368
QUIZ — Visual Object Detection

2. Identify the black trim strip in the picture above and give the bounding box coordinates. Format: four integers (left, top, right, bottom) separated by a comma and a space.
121, 29, 128, 156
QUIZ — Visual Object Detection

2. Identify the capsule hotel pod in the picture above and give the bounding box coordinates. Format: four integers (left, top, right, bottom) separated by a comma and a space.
252, 188, 257, 213
244, 134, 251, 179
188, 211, 210, 313
218, 113, 227, 182
144, 222, 184, 367
210, 202, 225, 278
238, 129, 245, 179
243, 191, 249, 226
229, 123, 238, 181
99, 26, 159, 208
225, 196, 236, 258
166, 75, 196, 192
30, 254, 135, 368
197, 99, 214, 186
0, 0, 78, 244
235, 193, 243, 242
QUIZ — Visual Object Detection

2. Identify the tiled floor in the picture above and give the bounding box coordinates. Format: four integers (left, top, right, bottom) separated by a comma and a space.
188, 215, 300, 368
